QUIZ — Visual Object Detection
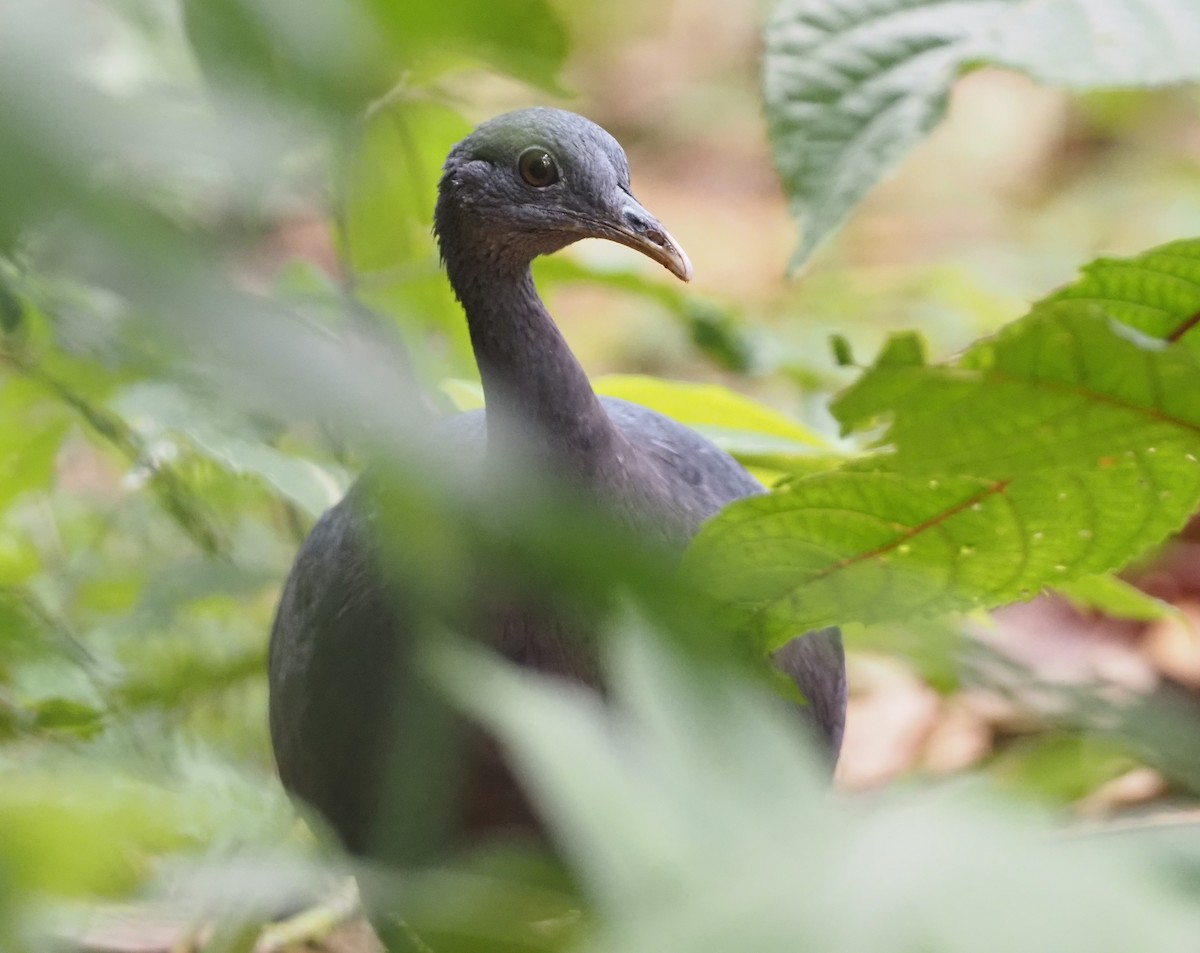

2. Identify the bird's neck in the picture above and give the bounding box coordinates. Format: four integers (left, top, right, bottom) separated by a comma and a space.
446, 255, 616, 468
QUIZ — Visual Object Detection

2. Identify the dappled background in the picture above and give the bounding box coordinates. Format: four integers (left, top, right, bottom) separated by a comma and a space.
4, 0, 1200, 950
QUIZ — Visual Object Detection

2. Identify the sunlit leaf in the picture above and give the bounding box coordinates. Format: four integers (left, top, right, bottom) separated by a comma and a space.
595, 374, 827, 450
687, 241, 1200, 640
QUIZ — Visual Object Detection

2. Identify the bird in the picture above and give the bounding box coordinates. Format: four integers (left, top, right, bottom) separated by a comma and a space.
268, 107, 847, 865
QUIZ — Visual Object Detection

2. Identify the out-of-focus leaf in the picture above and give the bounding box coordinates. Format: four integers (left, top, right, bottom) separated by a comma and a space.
182, 0, 396, 113
764, 0, 1200, 267
0, 376, 70, 515
28, 698, 105, 739
114, 383, 349, 518
0, 752, 298, 904
1055, 574, 1179, 623
438, 623, 1200, 953
435, 622, 829, 918
0, 275, 23, 336
980, 0, 1200, 89
440, 378, 485, 412
595, 374, 827, 449
365, 0, 568, 91
0, 590, 43, 668
339, 99, 474, 377
991, 733, 1137, 804
0, 775, 190, 898
535, 257, 756, 373
115, 640, 266, 711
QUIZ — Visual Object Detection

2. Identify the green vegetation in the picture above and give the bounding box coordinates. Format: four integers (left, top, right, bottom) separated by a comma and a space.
2, 0, 1200, 951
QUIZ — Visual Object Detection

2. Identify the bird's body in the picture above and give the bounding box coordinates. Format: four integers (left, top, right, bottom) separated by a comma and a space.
269, 108, 847, 862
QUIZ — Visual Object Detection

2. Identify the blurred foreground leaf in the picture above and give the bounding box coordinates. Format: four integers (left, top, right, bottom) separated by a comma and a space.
438, 622, 1200, 953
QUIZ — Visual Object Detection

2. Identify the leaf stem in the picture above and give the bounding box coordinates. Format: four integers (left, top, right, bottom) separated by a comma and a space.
1167, 310, 1200, 344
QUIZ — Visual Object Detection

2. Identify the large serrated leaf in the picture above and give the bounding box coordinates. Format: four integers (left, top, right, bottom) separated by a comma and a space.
763, 0, 1013, 268
764, 0, 1200, 267
685, 240, 1200, 641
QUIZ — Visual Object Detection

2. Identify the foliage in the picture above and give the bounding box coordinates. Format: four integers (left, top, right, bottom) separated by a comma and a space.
764, 0, 1200, 267
686, 240, 1200, 641
0, 0, 1198, 951
440, 625, 1200, 952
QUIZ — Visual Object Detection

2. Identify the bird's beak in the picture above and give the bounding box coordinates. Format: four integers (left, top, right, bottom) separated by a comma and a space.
603, 197, 694, 282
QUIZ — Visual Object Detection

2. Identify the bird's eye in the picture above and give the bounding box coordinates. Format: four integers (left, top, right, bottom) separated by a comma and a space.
518, 148, 559, 188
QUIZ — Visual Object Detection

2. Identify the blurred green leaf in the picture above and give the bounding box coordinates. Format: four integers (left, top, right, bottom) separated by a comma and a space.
764, 0, 1200, 266
114, 382, 349, 518
182, 0, 396, 113
991, 733, 1137, 804
28, 698, 105, 739
440, 622, 1200, 953
595, 374, 827, 449
980, 0, 1200, 89
339, 100, 474, 376
1055, 574, 1178, 622
366, 0, 569, 91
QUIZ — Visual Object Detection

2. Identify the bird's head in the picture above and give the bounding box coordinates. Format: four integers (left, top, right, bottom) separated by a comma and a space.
435, 108, 692, 282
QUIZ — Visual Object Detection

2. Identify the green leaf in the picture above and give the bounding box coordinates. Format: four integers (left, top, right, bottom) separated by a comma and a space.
440, 377, 485, 412
113, 383, 349, 518
437, 625, 1200, 953
1055, 574, 1178, 622
991, 733, 1138, 803
0, 376, 70, 515
366, 0, 569, 91
764, 0, 1200, 267
595, 374, 828, 456
532, 257, 756, 373
763, 0, 1012, 269
686, 241, 1200, 641
1039, 238, 1200, 355
829, 333, 855, 368
181, 0, 399, 112
339, 100, 475, 376
980, 0, 1200, 89
28, 698, 105, 739
434, 622, 829, 918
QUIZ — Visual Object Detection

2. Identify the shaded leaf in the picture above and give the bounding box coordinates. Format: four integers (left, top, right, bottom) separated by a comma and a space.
764, 0, 1200, 266
438, 624, 1200, 953
763, 0, 1011, 268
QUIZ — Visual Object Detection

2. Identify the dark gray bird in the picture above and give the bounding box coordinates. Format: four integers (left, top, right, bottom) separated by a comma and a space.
268, 108, 847, 862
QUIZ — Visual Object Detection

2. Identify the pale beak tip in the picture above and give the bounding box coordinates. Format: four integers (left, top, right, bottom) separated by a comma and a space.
675, 249, 694, 283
